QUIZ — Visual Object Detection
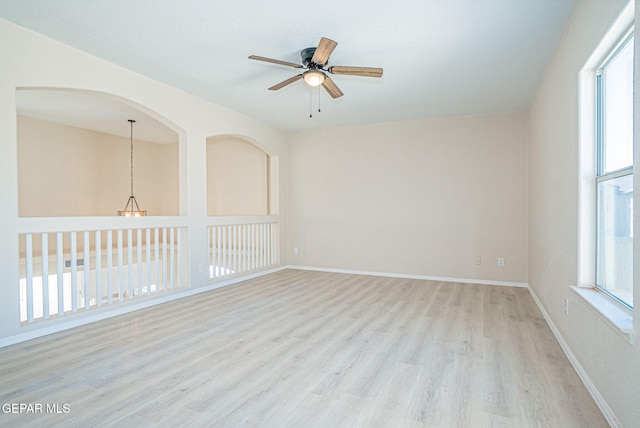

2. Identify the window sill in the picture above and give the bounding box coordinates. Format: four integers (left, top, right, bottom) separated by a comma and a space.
570, 285, 635, 345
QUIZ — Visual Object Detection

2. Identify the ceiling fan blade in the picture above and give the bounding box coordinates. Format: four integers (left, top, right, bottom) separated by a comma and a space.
328, 66, 383, 78
311, 37, 338, 65
321, 75, 344, 99
249, 55, 303, 69
268, 74, 303, 91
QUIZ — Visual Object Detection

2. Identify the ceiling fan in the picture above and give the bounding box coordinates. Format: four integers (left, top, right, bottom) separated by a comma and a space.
249, 37, 383, 99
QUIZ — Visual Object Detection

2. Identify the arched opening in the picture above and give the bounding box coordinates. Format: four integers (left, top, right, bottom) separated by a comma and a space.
206, 135, 273, 216
16, 88, 180, 217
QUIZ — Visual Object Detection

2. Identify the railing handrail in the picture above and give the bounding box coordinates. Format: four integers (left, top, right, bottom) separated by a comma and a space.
206, 215, 280, 226
17, 216, 189, 234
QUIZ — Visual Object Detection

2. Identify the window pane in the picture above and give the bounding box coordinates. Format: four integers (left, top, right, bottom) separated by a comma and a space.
602, 38, 634, 174
596, 174, 633, 307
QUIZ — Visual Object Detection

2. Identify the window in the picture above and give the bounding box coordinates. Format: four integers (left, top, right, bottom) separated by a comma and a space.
595, 30, 634, 308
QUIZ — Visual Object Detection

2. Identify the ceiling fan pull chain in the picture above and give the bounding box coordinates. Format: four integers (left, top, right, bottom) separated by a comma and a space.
309, 87, 313, 118
318, 87, 321, 113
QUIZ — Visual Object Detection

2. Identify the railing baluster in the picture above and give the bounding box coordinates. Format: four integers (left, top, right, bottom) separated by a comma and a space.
228, 225, 232, 274
266, 223, 270, 267
25, 234, 34, 323
154, 228, 160, 291
177, 228, 182, 288
258, 223, 262, 269
273, 223, 278, 265
96, 231, 102, 307
137, 228, 143, 296
42, 233, 49, 319
251, 223, 256, 271
260, 223, 264, 268
242, 224, 247, 274
207, 226, 212, 280
117, 229, 124, 302
169, 227, 175, 289
57, 232, 64, 315
215, 226, 221, 278
222, 225, 227, 276
84, 231, 91, 309
263, 223, 268, 268
162, 228, 168, 291
242, 225, 246, 273
70, 231, 78, 312
268, 223, 273, 266
233, 224, 240, 273
127, 228, 133, 299
219, 225, 224, 276
270, 223, 275, 265
258, 223, 263, 269
146, 228, 151, 294
216, 226, 221, 277
215, 226, 218, 279
107, 230, 113, 305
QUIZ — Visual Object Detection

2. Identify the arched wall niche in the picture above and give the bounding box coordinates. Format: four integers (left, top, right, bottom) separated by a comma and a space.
16, 88, 182, 217
206, 134, 279, 216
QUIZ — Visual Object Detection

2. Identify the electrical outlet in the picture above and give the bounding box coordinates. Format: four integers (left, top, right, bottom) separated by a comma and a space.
564, 298, 569, 315
199, 263, 205, 273
497, 257, 505, 267
293, 247, 299, 255
475, 257, 481, 266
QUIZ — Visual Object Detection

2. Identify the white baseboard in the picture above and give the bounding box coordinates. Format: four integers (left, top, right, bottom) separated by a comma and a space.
0, 266, 287, 349
526, 285, 621, 428
284, 264, 528, 288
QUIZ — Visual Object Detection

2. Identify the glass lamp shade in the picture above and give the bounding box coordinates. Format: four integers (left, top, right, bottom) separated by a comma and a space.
303, 70, 326, 87
117, 196, 147, 217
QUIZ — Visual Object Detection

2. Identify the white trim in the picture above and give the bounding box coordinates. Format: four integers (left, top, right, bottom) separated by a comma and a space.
285, 265, 528, 288
570, 286, 635, 344
526, 285, 622, 428
0, 265, 287, 349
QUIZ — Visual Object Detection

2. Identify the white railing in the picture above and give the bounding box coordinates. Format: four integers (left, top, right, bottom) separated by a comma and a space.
208, 218, 279, 281
18, 223, 188, 324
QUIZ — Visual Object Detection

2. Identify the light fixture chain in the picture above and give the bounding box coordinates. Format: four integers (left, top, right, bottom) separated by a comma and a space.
129, 119, 135, 197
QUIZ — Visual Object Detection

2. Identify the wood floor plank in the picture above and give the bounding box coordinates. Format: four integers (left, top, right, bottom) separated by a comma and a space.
0, 269, 608, 427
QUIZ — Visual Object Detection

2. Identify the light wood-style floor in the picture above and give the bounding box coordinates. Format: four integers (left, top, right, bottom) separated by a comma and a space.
0, 269, 607, 427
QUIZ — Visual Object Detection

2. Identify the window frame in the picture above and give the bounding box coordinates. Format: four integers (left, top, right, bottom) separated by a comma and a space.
594, 29, 634, 310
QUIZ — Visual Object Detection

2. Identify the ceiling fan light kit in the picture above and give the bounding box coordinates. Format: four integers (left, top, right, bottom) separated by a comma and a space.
249, 37, 383, 101
303, 70, 326, 87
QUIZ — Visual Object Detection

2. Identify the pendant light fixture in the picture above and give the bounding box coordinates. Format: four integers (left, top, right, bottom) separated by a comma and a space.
117, 119, 147, 216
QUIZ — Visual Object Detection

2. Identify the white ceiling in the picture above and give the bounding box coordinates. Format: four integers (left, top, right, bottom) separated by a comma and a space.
0, 0, 577, 133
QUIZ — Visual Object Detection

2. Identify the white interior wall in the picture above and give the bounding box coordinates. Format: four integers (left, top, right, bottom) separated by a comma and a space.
17, 115, 179, 217
528, 0, 639, 426
287, 112, 528, 284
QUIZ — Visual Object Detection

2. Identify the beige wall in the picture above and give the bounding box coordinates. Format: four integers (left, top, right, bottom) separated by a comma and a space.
287, 112, 528, 283
528, 0, 639, 426
17, 116, 179, 216
206, 136, 269, 216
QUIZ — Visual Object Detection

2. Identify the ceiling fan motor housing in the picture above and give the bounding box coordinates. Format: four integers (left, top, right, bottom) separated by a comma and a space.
301, 47, 319, 67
